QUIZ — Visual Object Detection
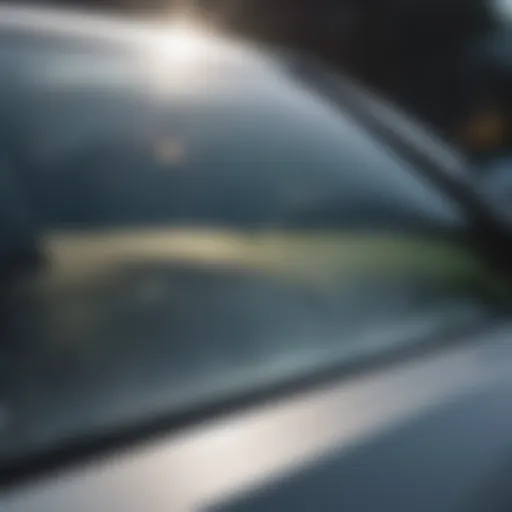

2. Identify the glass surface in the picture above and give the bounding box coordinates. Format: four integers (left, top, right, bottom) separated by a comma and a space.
0, 24, 509, 467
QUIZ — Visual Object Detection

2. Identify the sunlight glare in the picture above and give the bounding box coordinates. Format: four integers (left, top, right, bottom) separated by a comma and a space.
158, 21, 206, 65
148, 20, 216, 93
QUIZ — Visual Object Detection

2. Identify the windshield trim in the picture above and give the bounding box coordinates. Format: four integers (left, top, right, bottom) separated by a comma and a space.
284, 55, 512, 238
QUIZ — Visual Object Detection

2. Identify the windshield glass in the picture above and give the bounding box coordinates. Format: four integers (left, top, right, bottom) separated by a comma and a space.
0, 22, 509, 470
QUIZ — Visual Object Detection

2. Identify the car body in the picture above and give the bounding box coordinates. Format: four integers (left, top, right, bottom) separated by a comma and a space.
1, 6, 512, 512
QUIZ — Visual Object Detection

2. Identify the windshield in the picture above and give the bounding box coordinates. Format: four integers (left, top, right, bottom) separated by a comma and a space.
0, 19, 509, 472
